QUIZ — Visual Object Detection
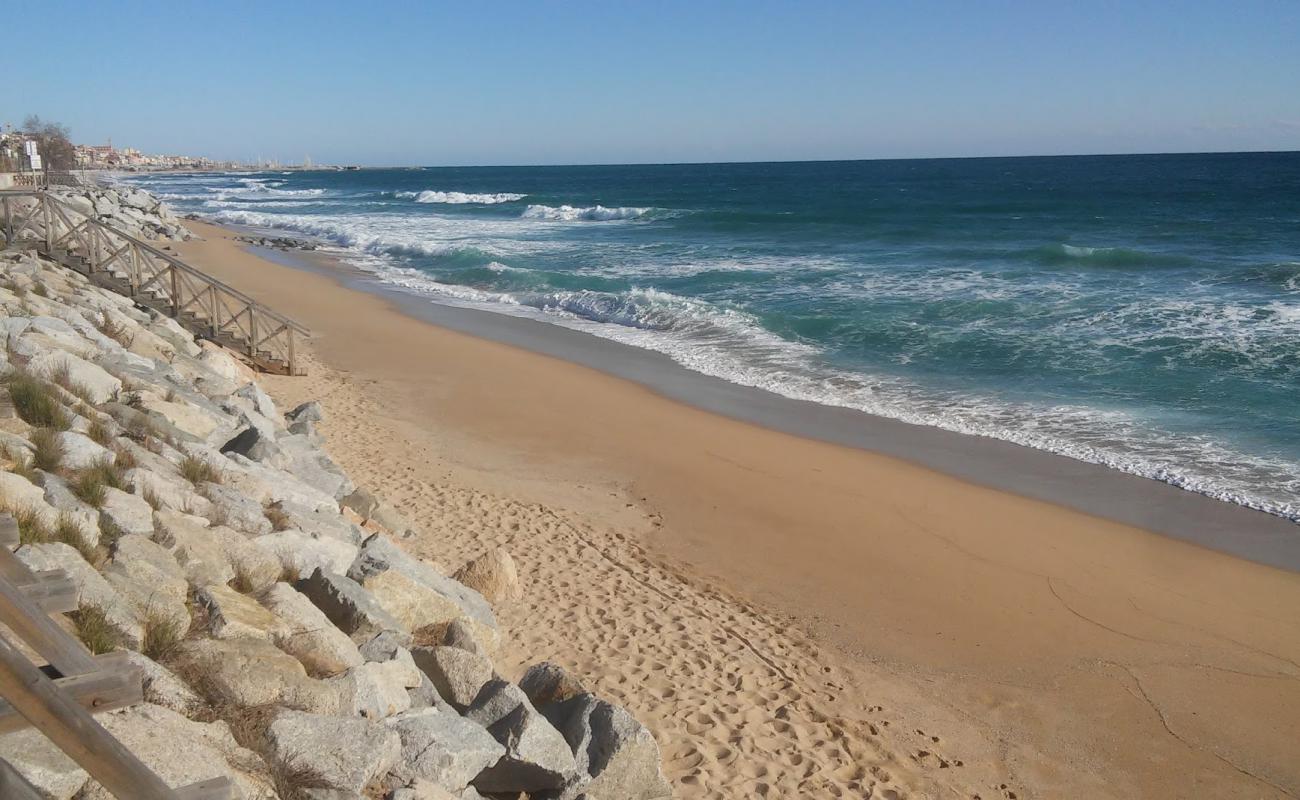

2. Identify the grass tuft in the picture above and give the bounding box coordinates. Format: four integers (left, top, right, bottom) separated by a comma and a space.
263, 503, 292, 532
48, 363, 95, 405
5, 371, 71, 430
141, 485, 164, 511
95, 309, 135, 348
179, 454, 221, 485
28, 427, 64, 472
98, 515, 125, 548
112, 443, 137, 470
31, 282, 48, 298
141, 611, 186, 661
11, 505, 53, 545
54, 512, 98, 563
70, 458, 123, 508
70, 604, 120, 654
86, 417, 113, 446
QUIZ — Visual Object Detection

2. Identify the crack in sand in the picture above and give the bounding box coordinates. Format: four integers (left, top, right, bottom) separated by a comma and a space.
1111, 663, 1296, 799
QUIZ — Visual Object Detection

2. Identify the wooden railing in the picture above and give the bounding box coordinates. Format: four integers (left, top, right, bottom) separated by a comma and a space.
0, 190, 308, 375
0, 514, 231, 799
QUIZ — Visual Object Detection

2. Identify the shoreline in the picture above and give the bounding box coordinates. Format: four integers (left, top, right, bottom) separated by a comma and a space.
242, 236, 1300, 572
175, 220, 1300, 797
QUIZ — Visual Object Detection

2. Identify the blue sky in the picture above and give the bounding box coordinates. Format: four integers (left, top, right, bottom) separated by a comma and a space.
7, 0, 1299, 165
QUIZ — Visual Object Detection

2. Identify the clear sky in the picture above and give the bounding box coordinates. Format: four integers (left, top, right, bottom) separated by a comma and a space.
7, 0, 1299, 166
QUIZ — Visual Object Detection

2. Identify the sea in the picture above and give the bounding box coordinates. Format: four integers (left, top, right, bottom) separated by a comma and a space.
118, 153, 1300, 523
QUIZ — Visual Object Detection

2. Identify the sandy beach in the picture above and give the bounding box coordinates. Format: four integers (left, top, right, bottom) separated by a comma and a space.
173, 221, 1300, 799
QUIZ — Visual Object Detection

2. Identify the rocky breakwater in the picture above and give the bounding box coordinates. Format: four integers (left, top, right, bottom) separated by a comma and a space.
49, 183, 191, 241
0, 243, 671, 799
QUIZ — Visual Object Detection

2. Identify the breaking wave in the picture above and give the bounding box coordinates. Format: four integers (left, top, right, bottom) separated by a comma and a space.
521, 204, 660, 221
396, 190, 526, 204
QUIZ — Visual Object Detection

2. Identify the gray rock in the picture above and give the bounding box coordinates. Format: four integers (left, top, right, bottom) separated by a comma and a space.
123, 651, 206, 716
233, 381, 278, 420
80, 703, 275, 800
255, 529, 358, 579
199, 481, 272, 536
194, 583, 287, 640
173, 637, 340, 714
296, 567, 409, 643
473, 702, 577, 794
99, 486, 155, 537
15, 541, 142, 646
442, 619, 488, 656
412, 646, 495, 711
519, 662, 588, 710
33, 471, 100, 546
329, 659, 415, 719
452, 548, 522, 606
340, 487, 380, 519
348, 534, 495, 632
0, 727, 89, 798
264, 582, 363, 677
54, 430, 113, 470
265, 710, 401, 794
463, 679, 529, 730
151, 509, 235, 587
542, 694, 672, 800
384, 708, 506, 793
287, 400, 324, 423
102, 534, 190, 635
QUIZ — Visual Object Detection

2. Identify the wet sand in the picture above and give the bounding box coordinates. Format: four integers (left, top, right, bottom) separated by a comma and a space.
176, 221, 1300, 799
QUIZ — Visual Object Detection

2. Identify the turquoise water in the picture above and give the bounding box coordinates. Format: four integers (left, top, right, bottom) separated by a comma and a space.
121, 154, 1300, 521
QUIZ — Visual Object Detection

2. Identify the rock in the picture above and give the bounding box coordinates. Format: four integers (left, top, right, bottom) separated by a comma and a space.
194, 583, 286, 640
200, 481, 272, 535
442, 619, 488, 657
287, 400, 324, 423
79, 703, 274, 800
363, 568, 465, 633
152, 509, 234, 586
102, 534, 190, 635
224, 453, 339, 511
138, 395, 226, 442
473, 702, 577, 794
124, 466, 202, 514
173, 637, 340, 714
452, 548, 522, 606
54, 430, 113, 470
340, 487, 380, 520
15, 542, 142, 646
349, 534, 495, 633
265, 710, 401, 794
0, 471, 60, 529
233, 381, 277, 420
330, 659, 414, 719
519, 662, 588, 710
389, 780, 461, 800
296, 567, 409, 643
25, 349, 122, 403
0, 727, 89, 798
255, 529, 357, 580
99, 486, 154, 537
124, 651, 206, 716
412, 646, 494, 711
219, 423, 277, 462
542, 694, 672, 800
263, 582, 364, 677
384, 708, 506, 793
463, 679, 530, 730
33, 471, 99, 546
276, 434, 355, 500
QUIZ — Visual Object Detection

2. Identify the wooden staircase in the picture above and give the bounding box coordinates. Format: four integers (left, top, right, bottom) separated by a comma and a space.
0, 190, 308, 376
0, 514, 232, 799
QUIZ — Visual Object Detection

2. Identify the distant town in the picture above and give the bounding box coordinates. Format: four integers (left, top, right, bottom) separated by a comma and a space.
1, 119, 325, 175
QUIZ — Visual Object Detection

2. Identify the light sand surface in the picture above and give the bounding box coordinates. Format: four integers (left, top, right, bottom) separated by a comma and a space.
176, 222, 1300, 799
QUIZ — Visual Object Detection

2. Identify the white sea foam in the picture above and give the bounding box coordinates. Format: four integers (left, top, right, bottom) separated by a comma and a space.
396, 190, 526, 204
521, 204, 658, 221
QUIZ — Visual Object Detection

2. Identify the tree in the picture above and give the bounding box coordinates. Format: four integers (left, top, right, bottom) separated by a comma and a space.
21, 115, 77, 171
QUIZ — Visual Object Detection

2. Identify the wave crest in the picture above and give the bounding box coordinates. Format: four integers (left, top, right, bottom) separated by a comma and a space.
521, 204, 659, 221
396, 190, 526, 204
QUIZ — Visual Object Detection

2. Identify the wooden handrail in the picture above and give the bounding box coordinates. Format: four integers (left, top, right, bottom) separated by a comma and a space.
0, 515, 231, 799
0, 189, 308, 374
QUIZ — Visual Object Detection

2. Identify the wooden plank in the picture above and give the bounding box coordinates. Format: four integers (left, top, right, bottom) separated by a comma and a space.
15, 572, 78, 614
174, 776, 234, 800
0, 550, 98, 677
0, 515, 17, 548
0, 756, 45, 800
0, 651, 141, 734
0, 634, 180, 799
